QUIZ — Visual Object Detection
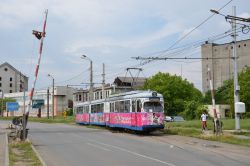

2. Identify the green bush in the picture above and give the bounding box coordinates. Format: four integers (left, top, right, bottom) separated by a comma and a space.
65, 108, 73, 116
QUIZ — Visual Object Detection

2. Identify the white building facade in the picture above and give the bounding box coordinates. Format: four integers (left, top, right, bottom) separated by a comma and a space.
4, 86, 74, 117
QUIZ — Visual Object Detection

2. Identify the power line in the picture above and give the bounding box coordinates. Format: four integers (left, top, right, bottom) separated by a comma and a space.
137, 0, 234, 66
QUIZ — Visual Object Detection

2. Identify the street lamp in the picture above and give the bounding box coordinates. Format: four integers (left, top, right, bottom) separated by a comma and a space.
48, 74, 55, 119
81, 55, 93, 101
210, 7, 249, 130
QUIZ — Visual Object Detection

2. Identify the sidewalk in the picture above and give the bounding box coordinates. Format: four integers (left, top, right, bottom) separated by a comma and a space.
0, 123, 9, 166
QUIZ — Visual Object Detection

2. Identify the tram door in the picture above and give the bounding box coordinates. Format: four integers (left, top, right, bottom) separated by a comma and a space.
131, 100, 137, 126
131, 99, 142, 126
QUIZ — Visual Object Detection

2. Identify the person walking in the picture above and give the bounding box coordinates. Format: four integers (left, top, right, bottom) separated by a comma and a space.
201, 111, 207, 131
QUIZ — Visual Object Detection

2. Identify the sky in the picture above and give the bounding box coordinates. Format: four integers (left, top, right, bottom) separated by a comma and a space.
0, 0, 250, 91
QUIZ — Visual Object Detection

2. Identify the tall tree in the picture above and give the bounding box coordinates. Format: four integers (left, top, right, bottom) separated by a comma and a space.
143, 72, 202, 116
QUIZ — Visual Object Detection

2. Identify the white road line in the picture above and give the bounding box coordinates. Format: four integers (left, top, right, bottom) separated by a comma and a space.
72, 133, 176, 166
96, 141, 177, 166
86, 143, 112, 152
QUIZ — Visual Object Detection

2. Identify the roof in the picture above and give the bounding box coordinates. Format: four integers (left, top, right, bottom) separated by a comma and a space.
0, 62, 28, 78
114, 77, 146, 85
202, 38, 250, 47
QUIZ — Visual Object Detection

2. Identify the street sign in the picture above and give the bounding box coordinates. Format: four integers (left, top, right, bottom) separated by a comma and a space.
32, 99, 44, 108
6, 102, 19, 111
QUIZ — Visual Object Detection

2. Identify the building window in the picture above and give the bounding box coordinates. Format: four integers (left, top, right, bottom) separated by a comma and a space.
79, 94, 82, 101
0, 77, 1, 81
9, 90, 12, 93
238, 45, 241, 48
4, 68, 8, 71
10, 77, 12, 81
0, 83, 1, 87
244, 44, 246, 47
10, 83, 12, 87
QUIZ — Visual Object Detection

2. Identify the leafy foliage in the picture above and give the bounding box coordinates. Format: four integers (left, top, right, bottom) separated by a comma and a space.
203, 67, 250, 117
143, 72, 202, 116
0, 98, 16, 115
180, 101, 208, 120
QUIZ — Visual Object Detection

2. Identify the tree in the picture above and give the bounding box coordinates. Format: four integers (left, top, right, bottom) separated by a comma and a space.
205, 66, 250, 118
0, 98, 16, 116
143, 72, 202, 116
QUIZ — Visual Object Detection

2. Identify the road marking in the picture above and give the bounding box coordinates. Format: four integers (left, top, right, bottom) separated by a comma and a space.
86, 143, 112, 152
96, 141, 177, 166
72, 133, 176, 166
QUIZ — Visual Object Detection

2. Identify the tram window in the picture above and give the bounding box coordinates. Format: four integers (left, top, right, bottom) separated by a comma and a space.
80, 106, 83, 113
96, 104, 100, 113
115, 102, 120, 112
110, 103, 114, 112
120, 101, 125, 112
137, 100, 142, 112
77, 106, 83, 114
97, 104, 104, 113
124, 100, 130, 112
83, 106, 89, 113
100, 104, 104, 113
132, 100, 136, 112
91, 105, 95, 113
143, 102, 163, 112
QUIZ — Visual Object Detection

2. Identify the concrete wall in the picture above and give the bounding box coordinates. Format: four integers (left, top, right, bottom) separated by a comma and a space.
206, 104, 230, 118
202, 39, 250, 93
0, 63, 28, 94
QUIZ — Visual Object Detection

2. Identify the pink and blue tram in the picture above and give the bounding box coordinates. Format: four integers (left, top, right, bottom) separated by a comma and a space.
75, 90, 165, 131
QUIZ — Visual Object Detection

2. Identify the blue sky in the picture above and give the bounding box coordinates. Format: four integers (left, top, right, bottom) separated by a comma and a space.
0, 0, 250, 91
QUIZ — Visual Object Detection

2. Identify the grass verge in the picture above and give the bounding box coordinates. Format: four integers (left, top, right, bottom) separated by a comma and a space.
9, 141, 42, 166
164, 119, 250, 147
0, 116, 75, 124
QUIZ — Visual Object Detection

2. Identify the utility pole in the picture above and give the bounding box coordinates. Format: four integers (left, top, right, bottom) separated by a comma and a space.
210, 7, 250, 130
81, 55, 93, 101
232, 6, 240, 130
48, 74, 54, 119
102, 63, 105, 99
52, 77, 55, 119
90, 60, 93, 101
47, 87, 49, 119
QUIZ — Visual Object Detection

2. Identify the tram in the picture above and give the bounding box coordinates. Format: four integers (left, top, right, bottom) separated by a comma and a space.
75, 90, 164, 131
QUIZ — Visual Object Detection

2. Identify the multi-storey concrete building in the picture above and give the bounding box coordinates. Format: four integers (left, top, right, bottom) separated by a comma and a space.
73, 77, 147, 105
0, 62, 28, 94
201, 39, 250, 93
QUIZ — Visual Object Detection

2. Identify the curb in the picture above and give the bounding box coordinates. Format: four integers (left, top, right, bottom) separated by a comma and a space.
5, 133, 9, 166
28, 138, 47, 166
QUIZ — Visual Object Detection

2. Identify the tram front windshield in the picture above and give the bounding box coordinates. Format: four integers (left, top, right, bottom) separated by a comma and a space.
143, 102, 163, 112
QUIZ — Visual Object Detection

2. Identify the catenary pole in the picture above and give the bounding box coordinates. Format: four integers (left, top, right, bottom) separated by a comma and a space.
232, 6, 240, 130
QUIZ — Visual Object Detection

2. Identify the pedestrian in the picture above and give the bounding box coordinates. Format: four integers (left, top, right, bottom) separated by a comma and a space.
201, 111, 207, 131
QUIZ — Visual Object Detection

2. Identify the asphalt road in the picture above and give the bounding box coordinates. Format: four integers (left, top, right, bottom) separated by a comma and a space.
1, 120, 250, 166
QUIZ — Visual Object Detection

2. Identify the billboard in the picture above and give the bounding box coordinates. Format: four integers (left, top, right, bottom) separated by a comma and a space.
32, 99, 44, 108
6, 102, 19, 111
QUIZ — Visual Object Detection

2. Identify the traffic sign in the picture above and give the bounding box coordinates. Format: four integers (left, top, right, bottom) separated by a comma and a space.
32, 99, 44, 108
6, 102, 19, 111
